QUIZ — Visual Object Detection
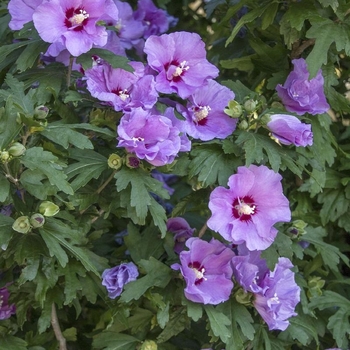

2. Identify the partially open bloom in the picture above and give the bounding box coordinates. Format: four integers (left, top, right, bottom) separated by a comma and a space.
8, 0, 43, 30
171, 237, 235, 304
102, 262, 139, 299
167, 217, 195, 254
276, 58, 329, 115
266, 114, 313, 147
232, 249, 300, 331
0, 287, 16, 320
144, 31, 219, 98
85, 61, 158, 112
177, 80, 237, 141
207, 165, 291, 251
117, 107, 182, 166
33, 0, 119, 57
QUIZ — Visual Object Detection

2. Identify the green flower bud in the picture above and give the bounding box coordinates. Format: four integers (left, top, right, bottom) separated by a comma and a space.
307, 276, 325, 298
0, 151, 10, 162
287, 220, 307, 238
108, 153, 123, 170
244, 99, 258, 113
271, 101, 284, 110
8, 142, 26, 157
12, 216, 31, 234
30, 213, 45, 228
39, 201, 59, 217
125, 154, 141, 168
140, 340, 158, 350
238, 120, 249, 130
34, 105, 49, 119
224, 100, 243, 118
260, 114, 271, 126
235, 288, 252, 305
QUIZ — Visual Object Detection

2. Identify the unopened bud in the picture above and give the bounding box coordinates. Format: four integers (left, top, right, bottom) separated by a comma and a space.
235, 288, 252, 305
238, 120, 249, 130
307, 276, 325, 298
108, 153, 123, 170
287, 220, 307, 238
224, 100, 243, 118
12, 216, 31, 234
0, 151, 10, 162
126, 154, 140, 168
140, 340, 158, 350
34, 105, 49, 119
260, 114, 271, 126
244, 99, 258, 113
8, 142, 26, 157
30, 213, 45, 228
39, 201, 59, 217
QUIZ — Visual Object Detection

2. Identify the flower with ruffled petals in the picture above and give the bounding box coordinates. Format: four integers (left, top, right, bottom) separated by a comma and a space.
117, 107, 182, 166
232, 249, 300, 330
167, 217, 195, 254
33, 0, 119, 57
267, 114, 313, 147
144, 31, 219, 99
276, 58, 329, 115
0, 287, 16, 320
207, 165, 291, 251
171, 237, 235, 304
177, 80, 237, 141
8, 0, 43, 30
102, 262, 139, 299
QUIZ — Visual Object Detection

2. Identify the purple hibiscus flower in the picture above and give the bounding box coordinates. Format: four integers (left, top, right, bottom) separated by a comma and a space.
32, 0, 119, 57
102, 262, 139, 299
276, 58, 330, 115
167, 217, 195, 254
134, 0, 177, 39
177, 80, 237, 141
171, 237, 235, 304
232, 249, 300, 331
85, 61, 158, 112
0, 287, 16, 320
266, 114, 313, 147
8, 0, 43, 30
117, 107, 182, 166
144, 31, 219, 99
207, 165, 291, 251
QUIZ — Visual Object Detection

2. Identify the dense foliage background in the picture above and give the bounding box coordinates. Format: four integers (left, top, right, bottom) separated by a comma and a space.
0, 0, 350, 349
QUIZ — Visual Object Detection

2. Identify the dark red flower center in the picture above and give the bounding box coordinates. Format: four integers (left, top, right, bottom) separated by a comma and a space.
232, 195, 257, 221
188, 261, 206, 285
111, 87, 130, 101
165, 60, 189, 82
192, 106, 211, 126
65, 7, 89, 31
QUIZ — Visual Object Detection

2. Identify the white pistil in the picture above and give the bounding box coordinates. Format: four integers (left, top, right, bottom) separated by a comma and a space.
235, 197, 255, 216
118, 89, 130, 101
132, 136, 144, 142
69, 9, 89, 26
192, 266, 207, 281
194, 106, 211, 122
269, 293, 280, 304
173, 61, 190, 77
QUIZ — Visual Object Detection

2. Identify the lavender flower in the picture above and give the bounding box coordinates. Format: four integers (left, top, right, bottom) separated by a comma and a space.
276, 58, 330, 115
232, 250, 300, 331
266, 114, 313, 147
33, 0, 119, 57
167, 217, 195, 254
177, 80, 237, 141
0, 287, 16, 320
102, 262, 139, 299
85, 61, 158, 112
144, 31, 219, 99
117, 107, 182, 166
207, 165, 291, 251
8, 0, 43, 30
171, 237, 235, 304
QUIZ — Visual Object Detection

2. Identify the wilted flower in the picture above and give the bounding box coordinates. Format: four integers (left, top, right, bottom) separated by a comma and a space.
232, 248, 300, 331
177, 80, 237, 141
117, 107, 182, 166
276, 58, 329, 115
144, 31, 219, 98
102, 262, 139, 299
167, 217, 195, 253
0, 287, 16, 320
32, 0, 119, 57
171, 237, 235, 304
207, 165, 291, 251
266, 114, 313, 147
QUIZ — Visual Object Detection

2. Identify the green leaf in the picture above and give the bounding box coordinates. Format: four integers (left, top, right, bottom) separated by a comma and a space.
0, 213, 14, 251
261, 2, 278, 30
119, 257, 172, 302
182, 298, 203, 322
204, 304, 231, 344
157, 308, 188, 343
229, 299, 255, 340
93, 332, 140, 350
0, 105, 22, 149
0, 335, 27, 350
220, 55, 257, 72
318, 0, 339, 11
0, 174, 10, 202
21, 147, 73, 195
221, 80, 253, 103
20, 169, 56, 200
76, 49, 133, 72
